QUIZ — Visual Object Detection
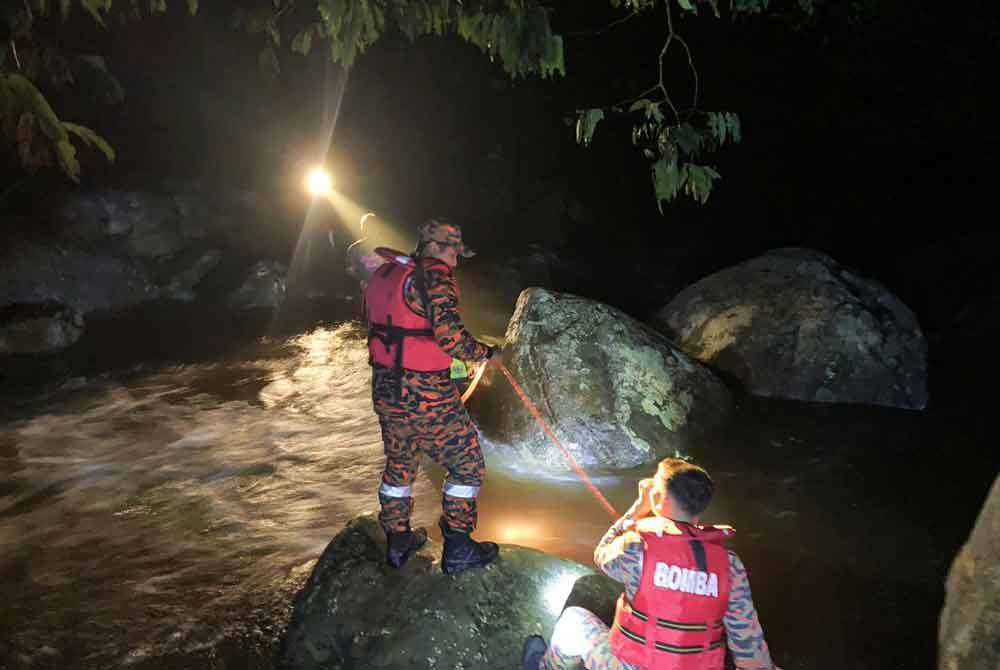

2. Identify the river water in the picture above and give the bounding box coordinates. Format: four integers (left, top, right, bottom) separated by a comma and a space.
0, 304, 995, 669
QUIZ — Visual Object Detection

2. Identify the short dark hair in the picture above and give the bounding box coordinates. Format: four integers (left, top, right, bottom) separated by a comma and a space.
657, 458, 714, 517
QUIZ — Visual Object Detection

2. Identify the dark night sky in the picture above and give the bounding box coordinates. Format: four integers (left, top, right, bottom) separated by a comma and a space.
6, 2, 998, 339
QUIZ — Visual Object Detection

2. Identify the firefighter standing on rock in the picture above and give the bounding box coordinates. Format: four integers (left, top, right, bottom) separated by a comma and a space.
364, 218, 500, 574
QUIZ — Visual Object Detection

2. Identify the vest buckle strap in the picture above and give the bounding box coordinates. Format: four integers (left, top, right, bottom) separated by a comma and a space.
615, 623, 646, 645
655, 618, 708, 632
653, 641, 705, 655
625, 602, 649, 622
617, 621, 718, 657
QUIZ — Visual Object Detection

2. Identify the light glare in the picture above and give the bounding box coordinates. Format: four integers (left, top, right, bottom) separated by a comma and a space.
543, 569, 584, 615
305, 166, 333, 197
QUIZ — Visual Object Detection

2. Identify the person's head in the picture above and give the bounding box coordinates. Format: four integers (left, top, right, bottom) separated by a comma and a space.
649, 458, 714, 523
417, 218, 476, 268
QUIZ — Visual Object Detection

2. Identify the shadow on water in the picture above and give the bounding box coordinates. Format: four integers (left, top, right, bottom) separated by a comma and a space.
0, 314, 995, 669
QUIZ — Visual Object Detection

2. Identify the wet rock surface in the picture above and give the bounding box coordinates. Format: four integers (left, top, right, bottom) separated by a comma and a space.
279, 514, 618, 670
657, 248, 927, 410
472, 288, 732, 472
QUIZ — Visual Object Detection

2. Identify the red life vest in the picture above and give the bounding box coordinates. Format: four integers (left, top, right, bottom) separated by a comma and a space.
365, 248, 454, 373
609, 518, 735, 670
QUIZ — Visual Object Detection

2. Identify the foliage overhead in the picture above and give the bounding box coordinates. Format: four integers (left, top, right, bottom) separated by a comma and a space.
1, 0, 818, 205
574, 0, 815, 210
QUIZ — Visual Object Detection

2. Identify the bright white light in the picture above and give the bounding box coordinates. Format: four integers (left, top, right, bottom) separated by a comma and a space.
549, 599, 591, 655
305, 166, 333, 197
543, 569, 583, 615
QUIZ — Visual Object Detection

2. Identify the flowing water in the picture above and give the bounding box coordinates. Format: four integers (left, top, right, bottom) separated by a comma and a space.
0, 308, 994, 670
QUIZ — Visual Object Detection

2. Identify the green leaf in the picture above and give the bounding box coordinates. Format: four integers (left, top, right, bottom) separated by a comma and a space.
676, 0, 697, 13
628, 98, 652, 113
187, 0, 199, 15
732, 0, 769, 14
727, 112, 742, 143
646, 102, 664, 123
292, 27, 314, 55
707, 112, 742, 145
267, 21, 281, 46
64, 122, 115, 162
6, 73, 67, 143
80, 0, 107, 27
707, 112, 724, 143
540, 34, 565, 78
683, 164, 721, 204
672, 122, 703, 156
652, 158, 684, 212
60, 0, 71, 19
575, 108, 604, 147
55, 139, 80, 182
657, 129, 677, 163
16, 113, 39, 168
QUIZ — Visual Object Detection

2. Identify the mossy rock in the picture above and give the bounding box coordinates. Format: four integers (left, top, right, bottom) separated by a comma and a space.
279, 514, 619, 669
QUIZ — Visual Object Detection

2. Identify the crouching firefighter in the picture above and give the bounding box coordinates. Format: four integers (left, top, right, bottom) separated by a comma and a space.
365, 218, 500, 574
521, 458, 781, 670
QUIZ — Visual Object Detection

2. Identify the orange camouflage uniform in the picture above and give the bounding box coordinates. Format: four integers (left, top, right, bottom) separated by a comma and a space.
373, 258, 491, 535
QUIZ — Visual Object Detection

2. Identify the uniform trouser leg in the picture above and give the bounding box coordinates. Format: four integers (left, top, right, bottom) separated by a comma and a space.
376, 412, 419, 534
541, 607, 629, 670
422, 401, 485, 534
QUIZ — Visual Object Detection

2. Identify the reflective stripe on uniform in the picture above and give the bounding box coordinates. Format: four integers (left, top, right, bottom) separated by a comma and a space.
442, 480, 480, 498
379, 482, 413, 498
449, 358, 469, 380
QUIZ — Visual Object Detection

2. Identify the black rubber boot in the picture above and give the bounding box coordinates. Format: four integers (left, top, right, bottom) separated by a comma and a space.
521, 635, 547, 670
386, 527, 428, 568
439, 519, 499, 575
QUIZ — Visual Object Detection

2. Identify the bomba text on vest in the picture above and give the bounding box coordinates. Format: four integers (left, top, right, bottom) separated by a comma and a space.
653, 562, 720, 598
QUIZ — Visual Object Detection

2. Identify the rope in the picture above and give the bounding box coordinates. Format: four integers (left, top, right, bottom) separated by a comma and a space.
498, 364, 620, 520
460, 360, 488, 403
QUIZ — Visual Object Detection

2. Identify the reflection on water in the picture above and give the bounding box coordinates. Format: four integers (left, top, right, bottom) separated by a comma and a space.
0, 323, 994, 669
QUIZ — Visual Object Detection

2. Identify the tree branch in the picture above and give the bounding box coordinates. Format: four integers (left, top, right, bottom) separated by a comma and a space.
10, 40, 21, 70
676, 32, 698, 111
568, 10, 641, 38
607, 84, 660, 110
658, 0, 680, 122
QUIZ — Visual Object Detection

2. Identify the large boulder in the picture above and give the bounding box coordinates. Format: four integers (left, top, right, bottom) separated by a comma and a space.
227, 260, 288, 310
472, 288, 732, 472
48, 190, 192, 260
0, 302, 84, 353
656, 248, 928, 410
1, 188, 288, 316
159, 249, 223, 301
939, 475, 1000, 670
278, 514, 619, 670
0, 241, 159, 313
